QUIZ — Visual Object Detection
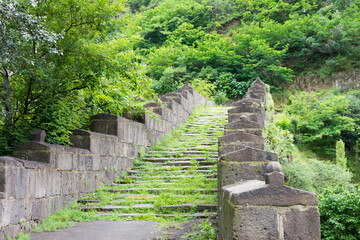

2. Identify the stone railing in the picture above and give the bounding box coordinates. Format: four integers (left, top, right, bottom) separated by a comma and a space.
0, 83, 212, 239
217, 78, 321, 239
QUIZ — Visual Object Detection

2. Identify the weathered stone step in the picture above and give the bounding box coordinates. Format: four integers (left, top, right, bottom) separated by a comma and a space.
115, 177, 217, 184
82, 204, 154, 212
184, 132, 222, 136
107, 188, 217, 194
113, 180, 215, 187
82, 204, 216, 213
160, 204, 217, 212
142, 157, 216, 163
78, 199, 101, 204
145, 150, 217, 155
175, 141, 218, 145
132, 178, 217, 184
96, 212, 217, 219
127, 169, 215, 176
160, 160, 216, 166
126, 174, 217, 180
132, 165, 213, 170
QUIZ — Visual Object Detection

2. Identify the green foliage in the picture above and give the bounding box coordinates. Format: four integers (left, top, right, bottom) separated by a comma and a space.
191, 79, 216, 100
287, 92, 355, 154
0, 0, 155, 153
319, 184, 360, 239
276, 113, 291, 131
151, 67, 185, 94
342, 91, 360, 152
32, 204, 98, 232
264, 89, 297, 163
264, 122, 297, 164
213, 91, 229, 105
336, 139, 347, 169
139, 0, 213, 46
283, 159, 353, 194
181, 218, 218, 240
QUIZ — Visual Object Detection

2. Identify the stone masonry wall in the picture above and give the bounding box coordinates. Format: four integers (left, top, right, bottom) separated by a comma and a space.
217, 78, 321, 239
0, 83, 212, 239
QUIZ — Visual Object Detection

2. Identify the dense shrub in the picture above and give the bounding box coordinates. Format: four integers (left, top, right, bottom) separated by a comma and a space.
287, 92, 355, 154
319, 184, 360, 239
283, 159, 352, 193
213, 91, 229, 105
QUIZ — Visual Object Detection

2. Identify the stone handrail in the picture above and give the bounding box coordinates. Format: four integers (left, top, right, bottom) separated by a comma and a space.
217, 78, 321, 239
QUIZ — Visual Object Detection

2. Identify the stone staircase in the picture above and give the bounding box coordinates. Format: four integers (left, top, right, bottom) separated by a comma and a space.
77, 107, 228, 220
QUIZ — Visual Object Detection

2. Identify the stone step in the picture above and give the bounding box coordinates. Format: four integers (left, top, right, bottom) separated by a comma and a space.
82, 204, 155, 212
184, 133, 222, 136
132, 165, 213, 170
112, 180, 215, 187
127, 169, 215, 176
130, 178, 217, 184
126, 174, 217, 180
145, 151, 217, 155
159, 204, 217, 212
96, 212, 217, 219
142, 157, 216, 163
78, 199, 101, 204
107, 188, 217, 194
82, 204, 216, 213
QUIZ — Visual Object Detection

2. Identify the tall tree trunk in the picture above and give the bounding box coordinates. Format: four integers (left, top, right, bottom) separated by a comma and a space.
1, 67, 13, 129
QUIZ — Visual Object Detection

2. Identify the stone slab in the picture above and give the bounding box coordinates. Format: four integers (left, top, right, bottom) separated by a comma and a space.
30, 221, 166, 240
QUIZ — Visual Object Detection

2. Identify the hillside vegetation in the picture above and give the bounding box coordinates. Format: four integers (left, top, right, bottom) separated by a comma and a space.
2, 0, 360, 153
130, 0, 360, 97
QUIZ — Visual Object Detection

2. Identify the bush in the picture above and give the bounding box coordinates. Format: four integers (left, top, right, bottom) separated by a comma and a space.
287, 92, 355, 155
191, 78, 216, 99
276, 113, 291, 131
336, 139, 347, 169
283, 159, 353, 194
213, 91, 229, 105
319, 184, 360, 240
264, 122, 297, 164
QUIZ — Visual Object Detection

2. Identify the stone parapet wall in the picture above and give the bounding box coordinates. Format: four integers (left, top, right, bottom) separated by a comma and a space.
217, 78, 321, 239
0, 83, 212, 239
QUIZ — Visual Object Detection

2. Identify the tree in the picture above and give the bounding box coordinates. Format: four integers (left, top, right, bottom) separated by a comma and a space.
0, 0, 59, 130
0, 0, 155, 153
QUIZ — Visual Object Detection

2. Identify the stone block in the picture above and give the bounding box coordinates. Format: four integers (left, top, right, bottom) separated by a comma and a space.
92, 155, 101, 171
224, 119, 262, 135
231, 206, 280, 240
218, 161, 268, 188
31, 198, 47, 221
15, 167, 29, 199
13, 142, 53, 164
1, 200, 26, 225
219, 147, 278, 162
90, 114, 119, 136
49, 171, 61, 196
222, 180, 318, 207
265, 171, 285, 187
61, 172, 71, 196
30, 130, 46, 142
35, 171, 49, 198
100, 138, 115, 157
228, 112, 262, 124
4, 166, 18, 198
55, 152, 73, 171
219, 131, 263, 145
233, 98, 262, 108
283, 206, 321, 240
228, 104, 262, 114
